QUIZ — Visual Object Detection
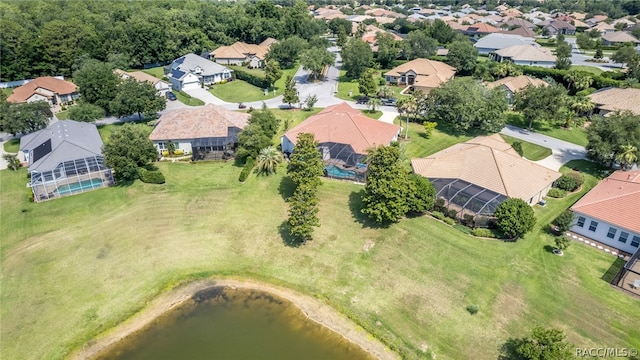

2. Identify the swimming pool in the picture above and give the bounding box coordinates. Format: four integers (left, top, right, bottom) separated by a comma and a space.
56, 178, 104, 196
324, 165, 364, 181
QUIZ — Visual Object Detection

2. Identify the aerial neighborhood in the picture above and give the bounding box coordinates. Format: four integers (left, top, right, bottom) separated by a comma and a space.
1, 0, 639, 359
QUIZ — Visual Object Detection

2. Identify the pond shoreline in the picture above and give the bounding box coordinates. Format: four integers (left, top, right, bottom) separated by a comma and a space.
72, 278, 399, 360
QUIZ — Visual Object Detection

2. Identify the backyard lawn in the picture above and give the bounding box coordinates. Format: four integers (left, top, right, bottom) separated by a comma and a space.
210, 80, 278, 103
505, 112, 589, 147
500, 134, 553, 161
140, 66, 166, 79
570, 65, 605, 75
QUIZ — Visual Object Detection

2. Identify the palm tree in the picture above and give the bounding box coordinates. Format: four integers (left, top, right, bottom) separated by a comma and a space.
367, 97, 382, 112
616, 144, 638, 170
396, 97, 416, 140
571, 96, 595, 115
3, 153, 22, 171
378, 86, 394, 99
256, 146, 282, 175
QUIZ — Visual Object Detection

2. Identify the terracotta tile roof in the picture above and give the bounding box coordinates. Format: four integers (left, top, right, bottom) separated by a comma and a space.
282, 102, 401, 155
571, 170, 640, 234
411, 134, 561, 201
384, 58, 456, 81
149, 104, 249, 141
7, 76, 77, 103
499, 27, 537, 38
361, 25, 402, 44
115, 69, 165, 85
570, 12, 587, 20
211, 40, 274, 61
486, 75, 548, 93
572, 19, 590, 28
466, 23, 501, 33
588, 88, 640, 115
501, 9, 523, 17
446, 21, 469, 31
602, 31, 639, 43
592, 22, 615, 32
500, 18, 535, 29
495, 44, 556, 62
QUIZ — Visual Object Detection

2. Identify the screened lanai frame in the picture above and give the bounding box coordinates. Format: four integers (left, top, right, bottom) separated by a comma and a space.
319, 142, 368, 182
29, 155, 115, 202
430, 178, 508, 226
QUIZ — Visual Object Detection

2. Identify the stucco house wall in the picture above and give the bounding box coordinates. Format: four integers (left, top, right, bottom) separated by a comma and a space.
570, 212, 640, 254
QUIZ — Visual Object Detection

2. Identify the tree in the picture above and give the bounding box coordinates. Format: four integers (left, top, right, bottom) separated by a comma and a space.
511, 141, 524, 156
237, 105, 280, 159
423, 121, 437, 137
110, 78, 166, 120
555, 37, 572, 70
514, 84, 568, 129
616, 144, 638, 169
446, 39, 478, 74
500, 326, 573, 360
3, 154, 22, 171
407, 174, 435, 215
611, 43, 637, 66
300, 47, 335, 81
287, 133, 323, 188
361, 144, 410, 224
593, 44, 604, 60
563, 70, 592, 92
355, 22, 367, 38
102, 123, 158, 182
256, 146, 282, 175
0, 101, 52, 136
397, 96, 417, 140
303, 94, 318, 111
264, 60, 283, 89
554, 210, 574, 233
367, 97, 382, 112
358, 68, 379, 96
555, 236, 571, 251
587, 111, 640, 167
494, 198, 536, 239
287, 182, 320, 243
73, 59, 120, 111
266, 36, 308, 69
282, 74, 299, 108
401, 30, 437, 60
327, 18, 352, 38
570, 96, 595, 116
428, 19, 456, 44
68, 102, 106, 122
375, 32, 399, 68
341, 38, 373, 79
426, 78, 508, 133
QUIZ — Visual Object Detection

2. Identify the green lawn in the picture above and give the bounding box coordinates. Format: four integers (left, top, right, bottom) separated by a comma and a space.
3, 139, 20, 153
210, 80, 278, 103
139, 66, 166, 79
505, 112, 589, 147
569, 65, 604, 75
361, 110, 382, 119
56, 110, 70, 120
175, 90, 204, 106
396, 117, 474, 159
500, 134, 553, 161
1, 88, 13, 97
97, 122, 153, 143
336, 70, 408, 102
228, 65, 266, 78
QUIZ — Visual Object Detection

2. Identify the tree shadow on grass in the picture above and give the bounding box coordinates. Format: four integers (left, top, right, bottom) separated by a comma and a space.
543, 244, 556, 253
278, 221, 303, 248
348, 190, 389, 229
278, 175, 296, 201
601, 257, 626, 283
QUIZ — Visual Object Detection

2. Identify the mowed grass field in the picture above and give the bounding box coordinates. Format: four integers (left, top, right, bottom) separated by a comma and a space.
2, 159, 639, 360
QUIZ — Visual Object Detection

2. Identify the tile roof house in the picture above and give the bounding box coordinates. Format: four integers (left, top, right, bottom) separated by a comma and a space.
281, 102, 401, 181
499, 18, 535, 30
149, 104, 249, 160
115, 69, 171, 97
588, 88, 640, 116
7, 76, 79, 107
539, 19, 576, 35
474, 33, 538, 54
210, 38, 276, 68
384, 58, 456, 94
570, 170, 640, 255
167, 53, 233, 91
601, 31, 640, 46
492, 44, 556, 67
411, 134, 561, 220
586, 14, 609, 26
499, 27, 537, 38
464, 22, 501, 36
19, 120, 114, 202
360, 24, 402, 48
486, 75, 548, 103
590, 21, 616, 35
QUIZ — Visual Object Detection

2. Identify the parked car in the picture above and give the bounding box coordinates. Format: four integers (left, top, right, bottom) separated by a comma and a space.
166, 92, 177, 101
356, 96, 369, 104
381, 98, 397, 107
238, 102, 247, 109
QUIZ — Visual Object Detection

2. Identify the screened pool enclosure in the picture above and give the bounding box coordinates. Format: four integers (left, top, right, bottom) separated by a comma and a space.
29, 155, 115, 202
430, 178, 508, 226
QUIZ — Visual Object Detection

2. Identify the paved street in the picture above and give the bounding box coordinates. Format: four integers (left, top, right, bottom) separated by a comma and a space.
565, 37, 621, 71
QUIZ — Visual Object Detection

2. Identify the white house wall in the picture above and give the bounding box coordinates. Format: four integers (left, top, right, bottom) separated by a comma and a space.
512, 60, 555, 68
281, 136, 295, 153
570, 212, 640, 254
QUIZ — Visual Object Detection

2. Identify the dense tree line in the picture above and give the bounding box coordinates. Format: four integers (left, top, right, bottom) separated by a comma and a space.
0, 0, 326, 81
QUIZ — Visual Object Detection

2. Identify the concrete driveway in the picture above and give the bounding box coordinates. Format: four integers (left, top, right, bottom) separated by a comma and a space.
500, 125, 587, 170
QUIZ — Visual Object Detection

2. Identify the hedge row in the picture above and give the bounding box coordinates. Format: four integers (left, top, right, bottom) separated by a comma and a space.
239, 156, 255, 182
233, 68, 270, 89
518, 65, 623, 89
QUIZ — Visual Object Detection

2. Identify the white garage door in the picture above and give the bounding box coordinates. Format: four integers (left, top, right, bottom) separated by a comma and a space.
181, 81, 200, 90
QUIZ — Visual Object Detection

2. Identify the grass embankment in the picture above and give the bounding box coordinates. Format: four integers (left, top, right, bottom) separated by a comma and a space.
211, 66, 299, 103
175, 90, 204, 106
569, 65, 605, 75
500, 134, 553, 161
505, 112, 589, 147
3, 139, 20, 153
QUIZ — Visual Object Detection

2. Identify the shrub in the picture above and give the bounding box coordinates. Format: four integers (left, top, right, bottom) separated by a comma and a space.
239, 156, 255, 182
547, 188, 567, 198
511, 141, 524, 156
555, 174, 578, 191
444, 217, 456, 226
233, 68, 270, 89
138, 168, 166, 184
447, 209, 458, 219
174, 149, 184, 156
494, 198, 536, 239
575, 87, 596, 96
27, 188, 34, 202
432, 211, 446, 221
463, 214, 475, 227
555, 236, 571, 250
466, 304, 480, 315
471, 228, 495, 238
434, 198, 447, 213
162, 150, 169, 157
554, 210, 575, 233
567, 172, 583, 189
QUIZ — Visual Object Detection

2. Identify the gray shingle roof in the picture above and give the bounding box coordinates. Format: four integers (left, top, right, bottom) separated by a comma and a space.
474, 33, 537, 50
170, 53, 232, 76
19, 120, 104, 172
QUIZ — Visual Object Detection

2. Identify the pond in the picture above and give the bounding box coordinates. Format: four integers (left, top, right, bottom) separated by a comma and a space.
94, 287, 375, 360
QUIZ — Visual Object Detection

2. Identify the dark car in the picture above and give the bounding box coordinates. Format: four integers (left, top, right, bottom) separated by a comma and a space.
381, 98, 397, 106
356, 96, 369, 104
238, 102, 247, 109
166, 92, 177, 101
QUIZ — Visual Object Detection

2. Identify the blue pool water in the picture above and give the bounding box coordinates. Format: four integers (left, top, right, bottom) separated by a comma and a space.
324, 165, 357, 179
56, 178, 104, 196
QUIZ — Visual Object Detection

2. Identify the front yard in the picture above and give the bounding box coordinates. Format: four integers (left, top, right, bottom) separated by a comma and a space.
209, 65, 299, 103
336, 70, 407, 102
500, 134, 553, 161
505, 112, 589, 147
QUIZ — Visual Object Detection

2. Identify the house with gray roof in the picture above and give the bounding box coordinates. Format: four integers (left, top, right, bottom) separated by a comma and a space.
167, 53, 233, 91
19, 120, 114, 202
492, 44, 556, 67
473, 33, 537, 54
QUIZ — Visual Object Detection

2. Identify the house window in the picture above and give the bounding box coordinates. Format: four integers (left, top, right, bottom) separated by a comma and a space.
401, 76, 406, 83
157, 142, 166, 150
588, 221, 598, 232
606, 227, 617, 239
577, 216, 585, 227
385, 76, 391, 82
631, 236, 640, 248
619, 232, 629, 243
